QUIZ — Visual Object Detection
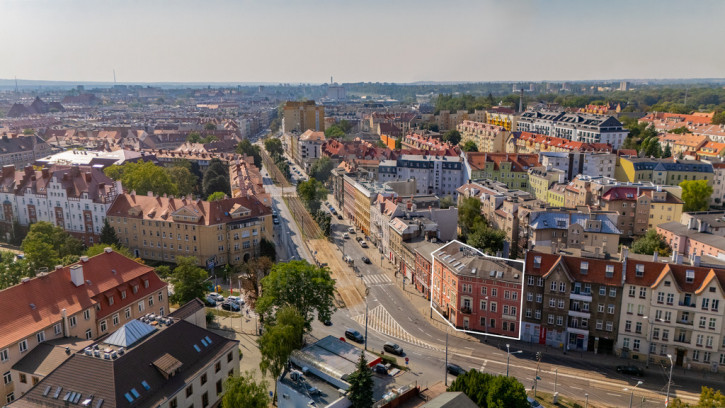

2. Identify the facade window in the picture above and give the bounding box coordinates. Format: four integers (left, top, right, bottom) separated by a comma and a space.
85, 329, 92, 339
201, 373, 207, 385
227, 352, 233, 362
536, 294, 542, 303
202, 392, 209, 408
635, 322, 642, 334
215, 361, 221, 373
37, 331, 45, 343
2, 371, 10, 384
186, 385, 193, 397
84, 309, 91, 320
139, 301, 145, 312
548, 315, 555, 324
0, 349, 8, 362
625, 320, 632, 332
125, 307, 131, 319
170, 398, 178, 408
54, 323, 62, 335
19, 340, 28, 353
639, 288, 647, 299
216, 379, 223, 395
100, 320, 107, 333
113, 314, 119, 326
69, 316, 77, 327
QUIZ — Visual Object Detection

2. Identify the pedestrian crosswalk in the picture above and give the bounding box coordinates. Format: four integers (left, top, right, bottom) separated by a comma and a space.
361, 274, 392, 286
353, 305, 441, 351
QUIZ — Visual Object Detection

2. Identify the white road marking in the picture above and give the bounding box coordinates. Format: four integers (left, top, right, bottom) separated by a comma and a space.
570, 386, 583, 390
353, 305, 441, 351
607, 393, 621, 397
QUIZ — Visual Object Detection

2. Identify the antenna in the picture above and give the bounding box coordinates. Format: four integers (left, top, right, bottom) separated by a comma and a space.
330, 75, 333, 85
113, 69, 117, 84
14, 76, 18, 93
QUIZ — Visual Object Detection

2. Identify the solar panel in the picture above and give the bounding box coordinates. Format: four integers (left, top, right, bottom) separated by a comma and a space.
131, 388, 140, 398
201, 339, 208, 347
124, 393, 134, 403
205, 336, 212, 344
142, 380, 150, 390
193, 344, 201, 352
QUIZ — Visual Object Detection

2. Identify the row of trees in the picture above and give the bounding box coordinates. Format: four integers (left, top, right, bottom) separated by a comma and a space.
458, 198, 506, 256
202, 158, 231, 198
263, 138, 291, 180
324, 119, 353, 139
448, 369, 529, 408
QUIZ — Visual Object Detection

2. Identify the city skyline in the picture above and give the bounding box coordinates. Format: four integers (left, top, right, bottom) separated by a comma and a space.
1, 0, 724, 84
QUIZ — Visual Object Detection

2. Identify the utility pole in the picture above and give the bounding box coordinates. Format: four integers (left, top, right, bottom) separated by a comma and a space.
444, 329, 449, 386
364, 287, 370, 351
665, 354, 674, 407
554, 368, 558, 394
534, 352, 542, 398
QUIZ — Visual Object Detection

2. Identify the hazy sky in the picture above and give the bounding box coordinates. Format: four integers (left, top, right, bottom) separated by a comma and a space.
1, 0, 723, 83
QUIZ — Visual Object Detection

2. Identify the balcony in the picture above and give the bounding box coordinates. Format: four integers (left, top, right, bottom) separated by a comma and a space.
567, 326, 589, 336
676, 319, 693, 326
570, 292, 592, 302
460, 306, 472, 315
568, 309, 591, 319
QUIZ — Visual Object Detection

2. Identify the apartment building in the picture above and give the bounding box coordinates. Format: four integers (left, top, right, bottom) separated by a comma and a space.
538, 151, 616, 181
106, 193, 273, 267
378, 154, 463, 198
296, 130, 326, 171
616, 255, 725, 371
615, 157, 713, 186
463, 153, 540, 190
657, 220, 725, 260
517, 110, 628, 149
432, 241, 524, 337
0, 249, 168, 404
282, 100, 325, 133
527, 212, 621, 255
8, 319, 238, 408
522, 251, 624, 354
485, 108, 517, 131
0, 134, 52, 170
658, 133, 708, 157
457, 121, 510, 153
0, 165, 121, 246
528, 167, 566, 202
600, 186, 683, 238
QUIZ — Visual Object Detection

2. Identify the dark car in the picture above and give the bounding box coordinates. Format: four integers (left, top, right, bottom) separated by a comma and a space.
362, 256, 371, 264
446, 363, 466, 376
616, 365, 644, 376
337, 214, 343, 220
373, 364, 388, 375
221, 301, 240, 312
345, 329, 364, 343
383, 342, 404, 355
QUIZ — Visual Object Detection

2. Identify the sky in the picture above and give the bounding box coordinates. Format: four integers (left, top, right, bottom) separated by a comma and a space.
1, 0, 724, 84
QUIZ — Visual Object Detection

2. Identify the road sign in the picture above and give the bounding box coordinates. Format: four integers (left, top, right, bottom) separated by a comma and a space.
405, 357, 409, 365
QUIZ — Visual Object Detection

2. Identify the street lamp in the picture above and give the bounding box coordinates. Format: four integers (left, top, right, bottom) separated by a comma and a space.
506, 344, 523, 377
585, 393, 589, 408
364, 287, 370, 351
484, 296, 489, 342
665, 354, 674, 407
643, 316, 655, 368
624, 380, 643, 408
444, 328, 449, 386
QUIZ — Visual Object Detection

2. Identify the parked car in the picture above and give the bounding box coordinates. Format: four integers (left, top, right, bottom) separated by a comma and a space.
616, 365, 644, 376
221, 301, 241, 312
273, 218, 280, 225
348, 227, 355, 234
343, 233, 350, 239
204, 297, 217, 307
361, 256, 371, 264
383, 342, 404, 355
304, 383, 320, 395
345, 329, 365, 343
373, 364, 388, 375
227, 296, 244, 305
208, 292, 224, 302
337, 214, 343, 220
527, 396, 544, 407
446, 363, 466, 376
356, 236, 363, 242
360, 241, 368, 248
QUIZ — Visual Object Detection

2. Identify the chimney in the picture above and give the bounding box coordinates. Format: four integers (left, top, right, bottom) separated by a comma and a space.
70, 264, 84, 286
687, 217, 696, 230
1, 165, 14, 178
698, 220, 706, 233
652, 252, 658, 262
693, 255, 701, 267
620, 247, 629, 262
104, 247, 113, 253
85, 172, 92, 182
61, 309, 70, 337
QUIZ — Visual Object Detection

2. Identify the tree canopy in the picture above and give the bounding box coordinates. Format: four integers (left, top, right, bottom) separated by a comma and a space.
325, 120, 352, 139
104, 160, 179, 196
668, 386, 725, 408
347, 352, 374, 408
296, 178, 328, 213
457, 198, 505, 255
631, 229, 672, 257
236, 140, 262, 168
166, 165, 198, 196
256, 260, 336, 328
447, 370, 529, 408
680, 180, 713, 212
0, 251, 32, 290
207, 191, 226, 201
309, 156, 335, 183
443, 129, 462, 145
264, 138, 284, 160
100, 218, 120, 247
168, 256, 208, 305
21, 221, 84, 271
461, 140, 479, 152
258, 306, 305, 400
202, 158, 231, 197
222, 372, 270, 408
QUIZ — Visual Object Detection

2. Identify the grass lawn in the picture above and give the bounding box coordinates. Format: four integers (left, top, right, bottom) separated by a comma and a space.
206, 308, 238, 319
528, 391, 602, 408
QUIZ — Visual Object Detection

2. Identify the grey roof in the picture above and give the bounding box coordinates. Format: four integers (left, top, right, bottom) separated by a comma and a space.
104, 320, 157, 348
658, 221, 725, 250
422, 392, 478, 408
529, 212, 621, 235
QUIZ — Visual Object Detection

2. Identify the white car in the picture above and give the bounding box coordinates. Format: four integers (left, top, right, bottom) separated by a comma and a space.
208, 292, 224, 302
343, 233, 350, 239
360, 241, 368, 248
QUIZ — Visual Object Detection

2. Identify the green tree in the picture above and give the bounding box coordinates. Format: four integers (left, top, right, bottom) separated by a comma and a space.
0, 251, 32, 290
168, 256, 208, 305
104, 160, 179, 196
256, 260, 336, 328
85, 243, 136, 260
202, 158, 231, 197
309, 156, 335, 183
186, 131, 202, 143
21, 222, 84, 271
439, 195, 455, 209
236, 140, 262, 168
458, 197, 483, 238
23, 128, 34, 135
662, 144, 672, 158
207, 191, 226, 201
99, 218, 121, 246
222, 372, 270, 408
443, 129, 461, 145
712, 111, 725, 125
258, 306, 305, 399
154, 264, 172, 279
204, 122, 217, 131
670, 126, 691, 134
325, 125, 346, 139
201, 135, 218, 144
264, 137, 284, 159
394, 138, 402, 149
296, 178, 328, 213
461, 140, 479, 152
166, 165, 198, 196
259, 238, 276, 260
448, 370, 528, 408
468, 222, 506, 256
347, 352, 374, 408
680, 180, 713, 212
631, 229, 672, 256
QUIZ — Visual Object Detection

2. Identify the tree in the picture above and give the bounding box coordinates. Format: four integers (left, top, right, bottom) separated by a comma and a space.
104, 160, 179, 196
448, 370, 528, 408
256, 260, 336, 328
461, 140, 479, 152
309, 156, 334, 183
670, 126, 691, 134
85, 244, 136, 260
168, 256, 208, 305
713, 111, 725, 125
207, 191, 226, 201
99, 218, 120, 246
186, 131, 202, 143
458, 197, 483, 238
443, 129, 461, 145
236, 256, 274, 303
259, 238, 276, 260
440, 195, 455, 209
202, 158, 231, 197
0, 251, 32, 290
680, 180, 713, 212
201, 135, 218, 144
236, 140, 262, 168
347, 352, 374, 408
258, 306, 305, 399
325, 125, 345, 139
222, 372, 270, 408
631, 229, 672, 257
204, 122, 217, 131
296, 178, 328, 213
23, 128, 34, 135
264, 137, 284, 160
21, 222, 84, 271
468, 222, 506, 256
662, 144, 672, 158
166, 166, 198, 196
